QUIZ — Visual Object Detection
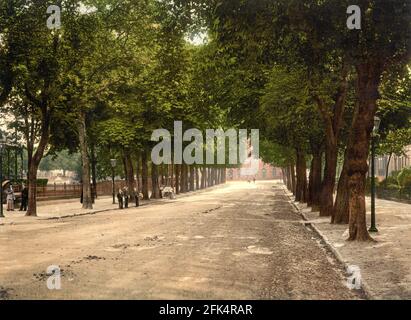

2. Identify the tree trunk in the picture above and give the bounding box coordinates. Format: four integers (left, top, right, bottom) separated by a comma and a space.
136, 153, 140, 192
180, 164, 187, 193
347, 62, 384, 241
307, 161, 314, 206
125, 151, 135, 202
333, 156, 350, 224
307, 151, 321, 208
310, 152, 322, 212
90, 143, 97, 200
201, 166, 206, 189
295, 151, 307, 203
189, 166, 195, 191
161, 165, 165, 186
314, 64, 349, 217
319, 145, 338, 216
151, 163, 160, 199
78, 111, 92, 210
290, 164, 296, 195
285, 168, 289, 187
175, 164, 180, 194
284, 167, 290, 191
195, 167, 200, 190
26, 161, 40, 217
170, 163, 174, 188
384, 153, 393, 187
141, 149, 149, 200
26, 109, 50, 217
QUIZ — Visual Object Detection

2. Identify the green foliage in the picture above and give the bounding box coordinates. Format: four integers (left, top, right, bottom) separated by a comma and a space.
39, 150, 81, 176
397, 168, 411, 191
260, 65, 324, 155
13, 179, 49, 187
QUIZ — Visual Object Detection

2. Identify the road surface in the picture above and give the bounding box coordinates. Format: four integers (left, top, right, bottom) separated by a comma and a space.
0, 181, 360, 299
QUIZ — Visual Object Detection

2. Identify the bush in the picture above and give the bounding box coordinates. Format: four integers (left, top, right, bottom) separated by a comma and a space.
380, 175, 398, 187
390, 170, 402, 180
8, 179, 49, 187
386, 183, 401, 191
397, 168, 411, 189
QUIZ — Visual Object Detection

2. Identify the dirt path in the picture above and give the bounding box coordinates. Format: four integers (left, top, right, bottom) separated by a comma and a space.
0, 181, 360, 299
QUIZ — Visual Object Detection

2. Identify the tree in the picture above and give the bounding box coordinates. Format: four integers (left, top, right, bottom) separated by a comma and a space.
343, 1, 410, 240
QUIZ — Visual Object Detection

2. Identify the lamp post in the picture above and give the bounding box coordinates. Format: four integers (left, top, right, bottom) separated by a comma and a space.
110, 159, 117, 204
0, 137, 7, 218
369, 116, 381, 233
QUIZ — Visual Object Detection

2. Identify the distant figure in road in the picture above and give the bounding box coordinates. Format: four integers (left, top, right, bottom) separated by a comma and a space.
123, 187, 129, 208
117, 189, 123, 209
253, 177, 256, 184
20, 184, 28, 211
6, 185, 15, 211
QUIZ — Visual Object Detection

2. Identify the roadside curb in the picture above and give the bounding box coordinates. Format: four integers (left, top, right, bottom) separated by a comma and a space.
282, 186, 375, 300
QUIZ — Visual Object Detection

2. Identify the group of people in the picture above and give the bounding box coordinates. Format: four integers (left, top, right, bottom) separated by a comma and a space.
117, 186, 140, 209
3, 184, 29, 212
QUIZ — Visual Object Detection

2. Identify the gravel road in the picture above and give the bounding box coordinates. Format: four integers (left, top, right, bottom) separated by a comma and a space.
0, 181, 361, 299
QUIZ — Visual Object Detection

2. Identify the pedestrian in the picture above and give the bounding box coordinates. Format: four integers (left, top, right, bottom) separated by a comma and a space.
123, 187, 129, 208
253, 177, 256, 184
80, 180, 83, 204
6, 185, 15, 211
20, 184, 28, 211
117, 189, 123, 209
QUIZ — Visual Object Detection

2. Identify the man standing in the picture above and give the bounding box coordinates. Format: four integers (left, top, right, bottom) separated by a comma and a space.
20, 184, 28, 211
123, 187, 129, 208
6, 185, 15, 211
117, 189, 123, 209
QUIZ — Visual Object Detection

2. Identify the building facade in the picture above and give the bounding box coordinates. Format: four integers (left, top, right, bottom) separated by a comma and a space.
226, 160, 283, 181
374, 145, 411, 179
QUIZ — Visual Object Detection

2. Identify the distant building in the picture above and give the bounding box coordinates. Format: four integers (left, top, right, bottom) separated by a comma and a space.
374, 145, 411, 179
226, 160, 283, 181
37, 170, 78, 184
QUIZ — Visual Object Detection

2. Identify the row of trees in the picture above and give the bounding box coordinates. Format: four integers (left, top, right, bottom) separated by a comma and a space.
0, 0, 238, 216
1, 1, 410, 244
204, 0, 411, 241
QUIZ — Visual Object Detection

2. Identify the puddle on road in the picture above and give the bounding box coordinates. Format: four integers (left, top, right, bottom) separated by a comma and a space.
246, 246, 273, 255
176, 235, 189, 241
232, 251, 251, 257
178, 276, 210, 284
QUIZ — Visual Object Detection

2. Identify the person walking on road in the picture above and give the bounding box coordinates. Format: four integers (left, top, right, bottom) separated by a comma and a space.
20, 184, 28, 211
123, 187, 129, 208
117, 189, 123, 209
6, 185, 15, 211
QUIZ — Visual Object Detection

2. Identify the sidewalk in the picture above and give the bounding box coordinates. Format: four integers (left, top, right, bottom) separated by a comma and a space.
0, 184, 228, 226
0, 196, 142, 225
285, 187, 411, 299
